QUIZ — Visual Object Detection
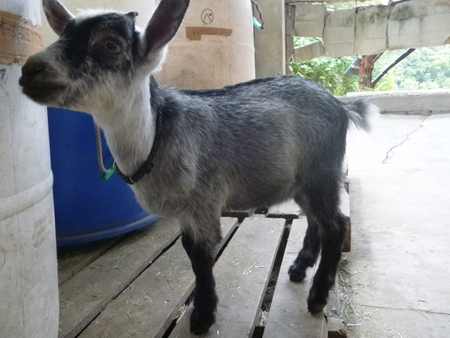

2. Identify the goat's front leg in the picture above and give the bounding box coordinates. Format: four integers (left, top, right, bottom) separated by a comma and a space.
181, 225, 221, 335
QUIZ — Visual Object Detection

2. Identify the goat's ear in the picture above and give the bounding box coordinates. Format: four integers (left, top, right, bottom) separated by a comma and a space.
141, 0, 189, 57
43, 0, 74, 36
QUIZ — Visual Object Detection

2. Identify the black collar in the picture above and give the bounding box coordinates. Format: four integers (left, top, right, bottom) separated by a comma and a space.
114, 108, 163, 185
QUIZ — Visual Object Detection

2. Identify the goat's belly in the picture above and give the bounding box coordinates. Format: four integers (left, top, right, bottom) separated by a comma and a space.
131, 185, 176, 217
225, 181, 296, 210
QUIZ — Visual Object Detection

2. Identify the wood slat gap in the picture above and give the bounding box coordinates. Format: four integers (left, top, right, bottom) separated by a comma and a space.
257, 222, 292, 328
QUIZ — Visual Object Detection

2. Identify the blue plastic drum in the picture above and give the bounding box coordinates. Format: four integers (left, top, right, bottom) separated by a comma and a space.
48, 107, 158, 247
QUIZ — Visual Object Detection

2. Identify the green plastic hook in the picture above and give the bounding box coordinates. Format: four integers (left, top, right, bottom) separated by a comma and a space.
99, 161, 116, 181
253, 17, 264, 30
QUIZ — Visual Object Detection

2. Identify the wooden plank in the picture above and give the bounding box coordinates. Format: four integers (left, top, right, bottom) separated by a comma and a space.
58, 218, 181, 338
326, 284, 347, 336
58, 236, 123, 286
326, 286, 341, 319
169, 217, 286, 338
78, 218, 239, 338
266, 199, 301, 219
263, 218, 328, 338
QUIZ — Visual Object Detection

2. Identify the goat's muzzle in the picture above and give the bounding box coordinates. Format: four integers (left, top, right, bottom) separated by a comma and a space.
19, 56, 67, 105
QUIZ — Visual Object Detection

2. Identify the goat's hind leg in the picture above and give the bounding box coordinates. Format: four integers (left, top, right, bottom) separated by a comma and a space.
289, 173, 347, 313
307, 210, 347, 313
181, 219, 222, 335
304, 185, 347, 313
288, 210, 321, 282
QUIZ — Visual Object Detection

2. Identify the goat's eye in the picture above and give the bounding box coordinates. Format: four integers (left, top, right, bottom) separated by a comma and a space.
103, 40, 121, 54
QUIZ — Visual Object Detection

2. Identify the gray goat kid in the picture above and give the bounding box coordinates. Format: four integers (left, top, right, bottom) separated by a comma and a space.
20, 0, 376, 334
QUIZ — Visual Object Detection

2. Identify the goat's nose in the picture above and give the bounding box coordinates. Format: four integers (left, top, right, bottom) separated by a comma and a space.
21, 58, 46, 78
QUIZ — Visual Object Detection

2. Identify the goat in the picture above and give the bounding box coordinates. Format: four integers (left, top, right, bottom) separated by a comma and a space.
20, 0, 376, 334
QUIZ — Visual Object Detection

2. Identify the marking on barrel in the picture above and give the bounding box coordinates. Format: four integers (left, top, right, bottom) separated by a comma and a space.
32, 210, 53, 249
201, 9, 214, 24
186, 27, 232, 41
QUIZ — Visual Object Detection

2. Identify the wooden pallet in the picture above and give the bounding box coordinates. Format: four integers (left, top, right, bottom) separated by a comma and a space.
58, 192, 350, 338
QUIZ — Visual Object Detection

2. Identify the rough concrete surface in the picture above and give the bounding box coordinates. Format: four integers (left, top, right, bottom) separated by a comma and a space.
344, 113, 450, 337
295, 0, 450, 58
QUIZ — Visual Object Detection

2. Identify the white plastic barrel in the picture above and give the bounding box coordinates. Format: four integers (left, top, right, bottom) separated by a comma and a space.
0, 0, 59, 337
155, 0, 256, 89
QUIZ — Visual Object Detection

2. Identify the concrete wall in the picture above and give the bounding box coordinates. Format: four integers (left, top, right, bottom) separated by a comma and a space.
254, 0, 285, 77
388, 0, 450, 50
339, 90, 450, 115
294, 4, 326, 38
294, 0, 450, 60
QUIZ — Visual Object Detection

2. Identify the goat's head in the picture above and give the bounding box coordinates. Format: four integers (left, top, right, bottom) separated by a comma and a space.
19, 0, 189, 112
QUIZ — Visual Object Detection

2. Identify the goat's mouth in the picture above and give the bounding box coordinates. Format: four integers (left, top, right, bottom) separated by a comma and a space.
19, 79, 67, 105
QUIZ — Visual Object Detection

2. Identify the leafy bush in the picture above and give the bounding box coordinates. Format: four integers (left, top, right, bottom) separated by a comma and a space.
290, 39, 450, 95
383, 46, 450, 90
290, 56, 359, 96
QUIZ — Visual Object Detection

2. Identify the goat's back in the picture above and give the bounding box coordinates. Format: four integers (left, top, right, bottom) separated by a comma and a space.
151, 75, 365, 210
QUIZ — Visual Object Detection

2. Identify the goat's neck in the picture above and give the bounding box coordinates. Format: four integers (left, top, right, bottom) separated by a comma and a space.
92, 77, 156, 176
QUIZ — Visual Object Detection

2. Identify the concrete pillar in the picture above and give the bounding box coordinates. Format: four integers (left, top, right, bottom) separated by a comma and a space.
285, 3, 295, 74
254, 0, 285, 77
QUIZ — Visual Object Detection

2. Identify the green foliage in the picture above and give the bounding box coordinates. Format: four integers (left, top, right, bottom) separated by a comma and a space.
293, 36, 321, 46
290, 56, 358, 96
374, 72, 396, 92
291, 44, 450, 95
374, 46, 450, 91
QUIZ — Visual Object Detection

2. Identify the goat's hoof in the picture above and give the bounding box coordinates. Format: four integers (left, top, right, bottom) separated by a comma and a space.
190, 308, 215, 335
288, 263, 306, 282
307, 291, 327, 314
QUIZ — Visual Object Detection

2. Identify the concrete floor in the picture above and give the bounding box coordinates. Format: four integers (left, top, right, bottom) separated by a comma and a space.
344, 113, 450, 338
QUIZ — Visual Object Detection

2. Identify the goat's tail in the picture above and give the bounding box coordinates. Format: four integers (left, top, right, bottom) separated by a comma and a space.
344, 99, 379, 132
